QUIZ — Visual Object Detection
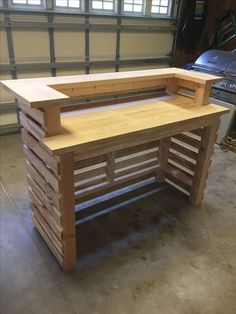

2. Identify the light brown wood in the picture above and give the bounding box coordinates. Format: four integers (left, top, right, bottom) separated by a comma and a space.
29, 189, 63, 240
22, 129, 59, 174
168, 151, 196, 173
42, 105, 61, 136
0, 68, 221, 108
195, 83, 212, 105
156, 137, 171, 183
115, 150, 158, 170
166, 78, 178, 94
1, 68, 229, 271
172, 133, 201, 149
41, 95, 227, 156
32, 204, 63, 254
27, 174, 62, 225
25, 160, 61, 209
32, 213, 64, 265
59, 152, 76, 270
189, 121, 220, 206
20, 102, 44, 125
19, 111, 45, 140
23, 145, 59, 192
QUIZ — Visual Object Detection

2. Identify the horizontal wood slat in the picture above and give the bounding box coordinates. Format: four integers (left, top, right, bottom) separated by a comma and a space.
74, 154, 106, 168
54, 79, 168, 99
115, 140, 159, 158
74, 166, 107, 182
32, 204, 63, 254
165, 164, 192, 192
168, 151, 196, 172
165, 172, 191, 192
170, 141, 198, 161
27, 175, 62, 225
190, 128, 203, 137
166, 164, 193, 182
29, 189, 63, 240
115, 160, 159, 179
20, 102, 44, 125
25, 160, 61, 209
75, 173, 157, 204
172, 133, 200, 149
23, 145, 59, 192
32, 213, 64, 265
75, 176, 108, 191
115, 150, 158, 170
19, 112, 45, 140
22, 129, 59, 174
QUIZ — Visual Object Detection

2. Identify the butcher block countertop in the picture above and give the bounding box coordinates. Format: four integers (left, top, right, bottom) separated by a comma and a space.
42, 94, 228, 155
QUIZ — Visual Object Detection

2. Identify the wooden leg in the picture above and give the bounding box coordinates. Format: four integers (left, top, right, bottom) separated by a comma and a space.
59, 152, 76, 270
189, 120, 220, 206
156, 137, 171, 183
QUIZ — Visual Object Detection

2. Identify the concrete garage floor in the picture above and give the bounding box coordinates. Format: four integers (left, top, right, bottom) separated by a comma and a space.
0, 133, 236, 314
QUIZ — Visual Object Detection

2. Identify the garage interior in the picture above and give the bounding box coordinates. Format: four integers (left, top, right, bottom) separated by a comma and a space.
0, 1, 236, 314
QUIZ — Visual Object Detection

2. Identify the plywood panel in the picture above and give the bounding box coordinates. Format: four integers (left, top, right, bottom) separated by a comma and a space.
12, 30, 50, 63
90, 32, 116, 60
54, 31, 84, 62
120, 33, 172, 59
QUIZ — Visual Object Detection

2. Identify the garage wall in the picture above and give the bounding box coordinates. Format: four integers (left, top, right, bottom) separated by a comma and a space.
0, 1, 179, 132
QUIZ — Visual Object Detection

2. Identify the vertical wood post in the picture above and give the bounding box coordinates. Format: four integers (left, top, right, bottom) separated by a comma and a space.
189, 120, 220, 206
42, 105, 61, 136
156, 137, 171, 182
166, 78, 179, 95
195, 83, 212, 105
59, 152, 76, 270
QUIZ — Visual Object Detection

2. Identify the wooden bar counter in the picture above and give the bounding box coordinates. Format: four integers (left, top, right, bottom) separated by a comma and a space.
1, 68, 229, 270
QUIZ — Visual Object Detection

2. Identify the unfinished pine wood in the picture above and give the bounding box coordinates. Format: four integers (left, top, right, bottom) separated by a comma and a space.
189, 121, 220, 206
59, 152, 76, 270
1, 68, 230, 271
0, 68, 221, 108
25, 160, 61, 209
172, 133, 201, 149
195, 83, 212, 105
20, 102, 44, 125
166, 78, 178, 94
22, 129, 59, 174
41, 95, 227, 156
19, 112, 45, 140
42, 105, 61, 136
156, 137, 171, 183
23, 145, 59, 192
27, 175, 62, 225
